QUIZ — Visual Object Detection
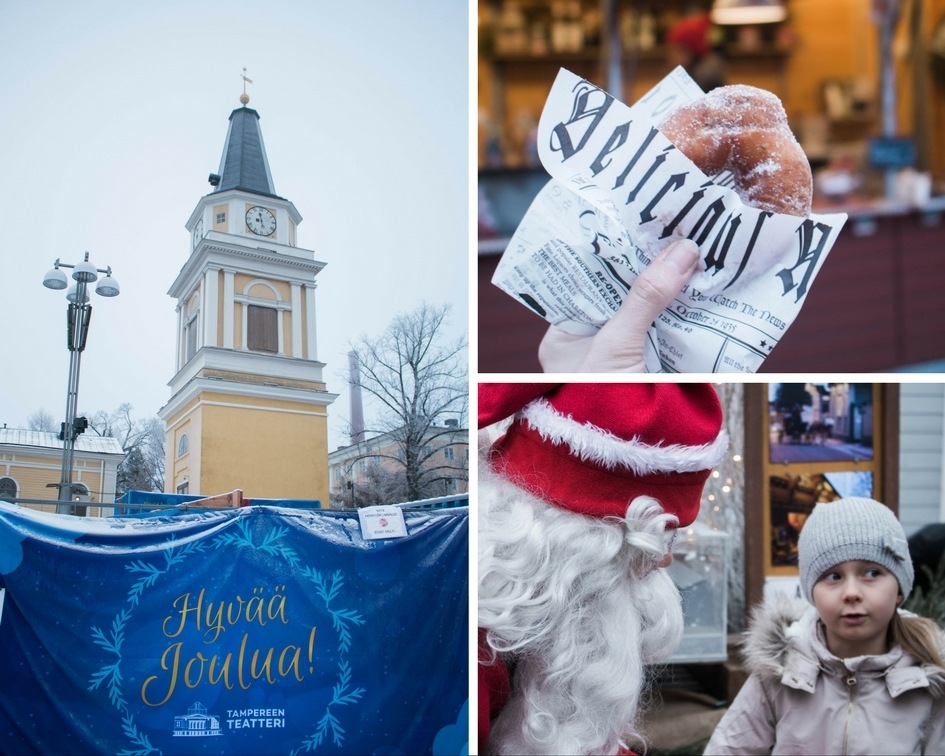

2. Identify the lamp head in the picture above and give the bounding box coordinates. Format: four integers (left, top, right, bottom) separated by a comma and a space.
72, 258, 98, 283
95, 275, 120, 297
43, 266, 69, 290
66, 284, 90, 304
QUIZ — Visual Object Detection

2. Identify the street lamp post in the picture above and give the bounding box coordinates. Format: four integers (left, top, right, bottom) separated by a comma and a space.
42, 252, 120, 514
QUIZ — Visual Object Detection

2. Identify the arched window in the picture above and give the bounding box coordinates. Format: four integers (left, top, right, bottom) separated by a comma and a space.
70, 482, 90, 517
238, 280, 286, 354
177, 433, 189, 457
0, 476, 17, 501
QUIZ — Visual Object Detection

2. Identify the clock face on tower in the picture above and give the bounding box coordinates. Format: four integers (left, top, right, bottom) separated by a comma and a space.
245, 206, 277, 236
193, 218, 204, 249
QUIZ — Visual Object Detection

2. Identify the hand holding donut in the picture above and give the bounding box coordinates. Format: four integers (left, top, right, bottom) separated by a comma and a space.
539, 84, 809, 373
538, 238, 700, 373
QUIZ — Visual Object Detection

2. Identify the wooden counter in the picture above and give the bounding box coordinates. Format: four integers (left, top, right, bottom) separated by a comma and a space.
761, 200, 945, 372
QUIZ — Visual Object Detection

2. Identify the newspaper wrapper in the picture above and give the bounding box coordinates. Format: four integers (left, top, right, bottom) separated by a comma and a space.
492, 67, 848, 373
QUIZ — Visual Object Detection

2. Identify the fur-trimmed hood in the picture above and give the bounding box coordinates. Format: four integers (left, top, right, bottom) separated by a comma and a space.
737, 596, 945, 697
739, 596, 811, 682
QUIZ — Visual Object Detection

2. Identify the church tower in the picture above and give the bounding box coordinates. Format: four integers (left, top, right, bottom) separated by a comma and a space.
159, 88, 336, 503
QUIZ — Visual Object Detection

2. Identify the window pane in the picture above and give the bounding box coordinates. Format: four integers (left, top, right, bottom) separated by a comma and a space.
185, 320, 198, 361
0, 477, 16, 500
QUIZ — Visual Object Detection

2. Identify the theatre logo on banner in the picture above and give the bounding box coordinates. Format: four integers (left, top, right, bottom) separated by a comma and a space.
0, 502, 468, 755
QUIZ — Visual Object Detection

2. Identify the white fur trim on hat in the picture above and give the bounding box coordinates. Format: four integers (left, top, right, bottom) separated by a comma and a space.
520, 398, 729, 475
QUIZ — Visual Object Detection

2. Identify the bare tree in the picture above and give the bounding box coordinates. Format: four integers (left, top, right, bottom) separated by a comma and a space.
27, 408, 57, 432
330, 459, 404, 509
138, 417, 166, 491
346, 302, 468, 503
88, 404, 165, 495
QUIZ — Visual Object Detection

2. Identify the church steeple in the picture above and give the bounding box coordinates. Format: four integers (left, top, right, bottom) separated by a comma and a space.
210, 106, 279, 198
187, 84, 303, 251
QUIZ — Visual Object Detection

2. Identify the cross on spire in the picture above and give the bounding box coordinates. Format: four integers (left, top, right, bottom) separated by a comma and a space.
240, 67, 253, 105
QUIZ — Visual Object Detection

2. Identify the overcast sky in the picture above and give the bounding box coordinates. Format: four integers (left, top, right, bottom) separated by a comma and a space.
0, 0, 469, 451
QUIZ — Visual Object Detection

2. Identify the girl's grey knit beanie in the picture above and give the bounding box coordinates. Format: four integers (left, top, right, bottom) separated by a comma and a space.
798, 497, 913, 603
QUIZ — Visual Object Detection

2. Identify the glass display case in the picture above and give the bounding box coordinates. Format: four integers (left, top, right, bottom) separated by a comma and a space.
668, 521, 729, 663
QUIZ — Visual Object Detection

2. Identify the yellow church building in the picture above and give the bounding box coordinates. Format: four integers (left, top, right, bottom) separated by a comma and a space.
159, 91, 337, 504
0, 427, 125, 514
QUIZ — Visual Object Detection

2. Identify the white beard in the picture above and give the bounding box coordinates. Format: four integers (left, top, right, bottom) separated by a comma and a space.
479, 464, 684, 756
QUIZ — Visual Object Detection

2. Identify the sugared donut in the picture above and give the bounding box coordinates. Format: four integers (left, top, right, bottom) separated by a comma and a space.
658, 85, 812, 217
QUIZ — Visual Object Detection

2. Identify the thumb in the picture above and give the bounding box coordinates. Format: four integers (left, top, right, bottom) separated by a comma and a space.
619, 238, 700, 321
580, 239, 700, 371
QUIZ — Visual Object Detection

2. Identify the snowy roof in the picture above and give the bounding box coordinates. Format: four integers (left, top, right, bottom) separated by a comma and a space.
0, 428, 125, 456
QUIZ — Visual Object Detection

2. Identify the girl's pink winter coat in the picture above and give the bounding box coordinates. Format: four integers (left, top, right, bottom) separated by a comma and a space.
705, 598, 945, 756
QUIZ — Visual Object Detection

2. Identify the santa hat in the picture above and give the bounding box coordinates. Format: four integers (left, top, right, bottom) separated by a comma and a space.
479, 383, 727, 527
666, 14, 711, 59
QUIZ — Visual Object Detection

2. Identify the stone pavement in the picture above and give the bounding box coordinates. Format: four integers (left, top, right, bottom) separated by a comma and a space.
639, 690, 728, 754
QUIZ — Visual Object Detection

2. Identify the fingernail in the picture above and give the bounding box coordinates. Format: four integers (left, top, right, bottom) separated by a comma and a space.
663, 239, 699, 274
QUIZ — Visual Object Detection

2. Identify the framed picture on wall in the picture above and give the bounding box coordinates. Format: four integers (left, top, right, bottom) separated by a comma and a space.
767, 383, 875, 465
768, 470, 875, 568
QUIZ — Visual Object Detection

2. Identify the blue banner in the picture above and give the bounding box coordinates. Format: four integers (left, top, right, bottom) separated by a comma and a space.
0, 503, 468, 755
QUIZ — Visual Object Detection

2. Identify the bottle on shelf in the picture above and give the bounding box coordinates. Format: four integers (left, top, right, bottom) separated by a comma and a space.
496, 1, 527, 55
638, 9, 657, 51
